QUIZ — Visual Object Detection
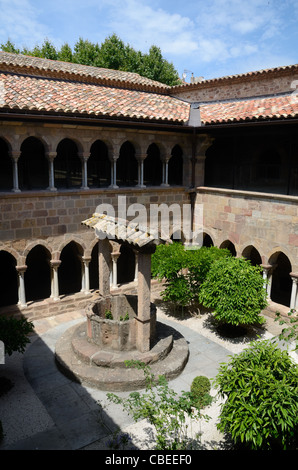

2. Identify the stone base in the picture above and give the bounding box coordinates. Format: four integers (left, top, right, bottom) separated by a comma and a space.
55, 321, 189, 391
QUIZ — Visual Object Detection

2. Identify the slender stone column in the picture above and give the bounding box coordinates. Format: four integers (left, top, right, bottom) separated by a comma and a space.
50, 260, 61, 301
46, 151, 57, 191
82, 257, 91, 294
136, 251, 152, 352
16, 265, 27, 308
161, 157, 170, 187
79, 152, 89, 190
97, 238, 111, 296
290, 272, 298, 310
136, 154, 146, 188
10, 151, 21, 192
261, 264, 272, 298
111, 251, 120, 289
109, 156, 119, 189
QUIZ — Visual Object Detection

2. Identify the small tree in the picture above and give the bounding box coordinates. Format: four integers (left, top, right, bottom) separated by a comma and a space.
214, 340, 298, 450
198, 256, 267, 329
0, 316, 34, 356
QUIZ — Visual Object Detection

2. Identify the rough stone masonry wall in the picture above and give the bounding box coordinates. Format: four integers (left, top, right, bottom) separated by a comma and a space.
195, 187, 298, 272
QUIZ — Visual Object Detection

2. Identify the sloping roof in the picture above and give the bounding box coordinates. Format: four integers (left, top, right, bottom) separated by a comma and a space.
0, 51, 170, 92
81, 213, 169, 248
200, 93, 298, 125
0, 71, 189, 123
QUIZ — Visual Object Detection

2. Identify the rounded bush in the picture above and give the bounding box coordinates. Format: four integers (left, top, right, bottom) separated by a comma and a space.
190, 375, 212, 409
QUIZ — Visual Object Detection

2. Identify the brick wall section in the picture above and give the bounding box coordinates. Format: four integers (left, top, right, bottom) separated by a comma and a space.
195, 187, 298, 272
0, 187, 191, 262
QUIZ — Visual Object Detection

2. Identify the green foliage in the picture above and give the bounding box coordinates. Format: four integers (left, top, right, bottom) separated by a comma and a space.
104, 310, 113, 320
1, 34, 181, 86
198, 256, 267, 327
214, 340, 298, 450
190, 376, 212, 409
107, 360, 204, 450
119, 312, 129, 321
151, 243, 231, 311
275, 309, 298, 351
0, 316, 34, 356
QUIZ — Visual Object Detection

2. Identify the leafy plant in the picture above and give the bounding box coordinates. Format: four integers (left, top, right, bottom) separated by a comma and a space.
198, 256, 267, 328
190, 376, 212, 409
0, 316, 34, 356
120, 312, 130, 321
275, 309, 298, 351
107, 360, 205, 450
214, 340, 298, 450
104, 310, 113, 320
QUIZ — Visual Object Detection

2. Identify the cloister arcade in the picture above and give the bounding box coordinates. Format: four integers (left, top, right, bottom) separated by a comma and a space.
0, 136, 184, 193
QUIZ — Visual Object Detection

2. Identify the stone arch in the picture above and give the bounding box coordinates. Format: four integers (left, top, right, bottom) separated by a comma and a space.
116, 141, 138, 187
202, 232, 214, 247
268, 251, 292, 307
58, 241, 84, 295
57, 237, 86, 258
55, 138, 82, 189
0, 250, 18, 307
0, 137, 13, 191
22, 239, 52, 262
168, 144, 183, 186
88, 139, 110, 188
18, 136, 48, 190
220, 240, 236, 256
25, 245, 51, 301
144, 143, 162, 186
242, 245, 262, 266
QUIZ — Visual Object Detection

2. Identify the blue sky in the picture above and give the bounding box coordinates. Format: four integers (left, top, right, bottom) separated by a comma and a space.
0, 0, 298, 82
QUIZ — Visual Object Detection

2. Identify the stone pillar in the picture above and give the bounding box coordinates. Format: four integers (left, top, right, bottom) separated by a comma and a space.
136, 153, 146, 188
16, 265, 27, 308
82, 257, 91, 294
98, 238, 111, 296
111, 251, 120, 289
50, 260, 61, 301
161, 157, 170, 187
10, 151, 21, 193
136, 251, 152, 353
109, 156, 119, 189
80, 152, 89, 190
290, 272, 298, 310
46, 151, 57, 191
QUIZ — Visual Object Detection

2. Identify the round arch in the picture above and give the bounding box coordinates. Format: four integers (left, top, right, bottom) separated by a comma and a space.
19, 137, 48, 190
169, 144, 183, 185
220, 240, 236, 256
242, 245, 262, 266
144, 143, 162, 186
0, 250, 18, 307
0, 138, 13, 191
55, 138, 82, 189
25, 245, 51, 301
116, 141, 138, 187
58, 241, 83, 295
268, 251, 292, 307
88, 140, 110, 188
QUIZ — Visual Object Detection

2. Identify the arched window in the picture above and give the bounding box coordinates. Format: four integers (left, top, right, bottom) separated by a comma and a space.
55, 139, 82, 189
144, 143, 162, 186
269, 252, 292, 307
117, 245, 135, 284
202, 233, 214, 247
59, 242, 83, 295
116, 141, 138, 187
242, 246, 262, 267
19, 137, 48, 190
169, 145, 183, 185
220, 240, 236, 256
25, 245, 51, 301
0, 138, 13, 191
0, 251, 18, 307
88, 140, 110, 188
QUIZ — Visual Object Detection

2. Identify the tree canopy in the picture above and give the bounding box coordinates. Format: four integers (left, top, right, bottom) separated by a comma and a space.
1, 35, 181, 86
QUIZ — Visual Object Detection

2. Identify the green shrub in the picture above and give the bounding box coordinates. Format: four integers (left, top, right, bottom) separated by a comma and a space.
190, 376, 212, 409
104, 310, 113, 320
0, 316, 34, 356
198, 256, 267, 327
214, 340, 298, 450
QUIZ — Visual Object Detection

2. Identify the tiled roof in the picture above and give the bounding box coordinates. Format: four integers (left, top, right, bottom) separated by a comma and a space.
0, 51, 170, 92
200, 94, 298, 125
0, 71, 190, 123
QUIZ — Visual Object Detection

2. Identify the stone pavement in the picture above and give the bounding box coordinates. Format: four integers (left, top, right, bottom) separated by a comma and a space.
0, 304, 290, 451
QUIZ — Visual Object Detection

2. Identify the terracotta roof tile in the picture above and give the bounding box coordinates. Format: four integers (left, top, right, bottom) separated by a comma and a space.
0, 72, 190, 123
200, 94, 298, 124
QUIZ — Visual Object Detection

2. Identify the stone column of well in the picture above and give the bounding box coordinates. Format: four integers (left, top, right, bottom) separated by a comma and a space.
46, 151, 57, 191
50, 260, 61, 301
10, 150, 21, 193
97, 237, 111, 296
111, 251, 120, 289
16, 265, 27, 308
290, 272, 298, 310
136, 250, 152, 353
79, 152, 89, 190
82, 256, 91, 294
